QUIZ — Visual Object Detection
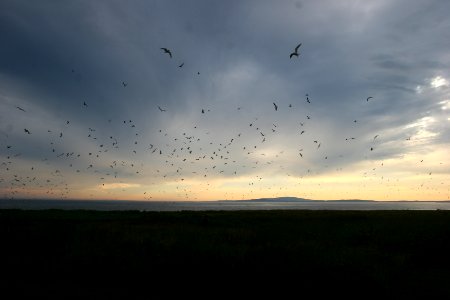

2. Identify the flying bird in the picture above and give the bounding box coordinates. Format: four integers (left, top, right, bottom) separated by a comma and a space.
366, 96, 373, 102
83, 101, 88, 107
289, 43, 302, 58
16, 106, 26, 112
161, 48, 172, 58
122, 81, 128, 87
273, 102, 278, 111
158, 106, 166, 112
24, 129, 31, 134
178, 63, 184, 68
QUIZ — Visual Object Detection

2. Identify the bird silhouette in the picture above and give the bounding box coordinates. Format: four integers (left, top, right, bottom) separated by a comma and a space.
16, 106, 26, 112
178, 63, 184, 68
366, 96, 373, 102
161, 48, 172, 58
158, 106, 166, 112
24, 129, 31, 134
273, 102, 278, 111
289, 43, 302, 58
83, 101, 88, 107
122, 81, 128, 87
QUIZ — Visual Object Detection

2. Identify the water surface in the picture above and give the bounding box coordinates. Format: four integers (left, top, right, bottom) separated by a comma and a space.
1, 199, 450, 211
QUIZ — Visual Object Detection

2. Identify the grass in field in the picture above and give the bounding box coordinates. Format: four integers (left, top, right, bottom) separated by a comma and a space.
2, 209, 450, 297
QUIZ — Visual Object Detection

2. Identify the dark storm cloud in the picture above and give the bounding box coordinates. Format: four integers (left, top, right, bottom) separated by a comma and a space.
0, 1, 444, 118
1, 0, 449, 199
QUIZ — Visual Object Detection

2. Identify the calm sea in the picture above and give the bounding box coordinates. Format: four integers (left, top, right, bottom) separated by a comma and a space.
1, 199, 450, 211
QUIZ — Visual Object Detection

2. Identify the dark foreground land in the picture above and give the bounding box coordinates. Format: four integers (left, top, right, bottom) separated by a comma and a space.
2, 209, 450, 298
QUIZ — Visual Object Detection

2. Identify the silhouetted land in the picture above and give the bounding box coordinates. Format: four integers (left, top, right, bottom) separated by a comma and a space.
2, 209, 450, 298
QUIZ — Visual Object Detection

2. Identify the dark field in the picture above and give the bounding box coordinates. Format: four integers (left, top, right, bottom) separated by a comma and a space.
2, 209, 450, 298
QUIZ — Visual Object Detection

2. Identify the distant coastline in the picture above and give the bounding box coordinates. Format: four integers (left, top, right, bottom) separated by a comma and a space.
235, 197, 377, 202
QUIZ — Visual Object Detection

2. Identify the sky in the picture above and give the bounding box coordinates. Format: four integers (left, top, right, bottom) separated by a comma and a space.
0, 0, 449, 201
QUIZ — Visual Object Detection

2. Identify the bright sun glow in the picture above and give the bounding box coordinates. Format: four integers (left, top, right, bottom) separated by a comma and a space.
440, 100, 450, 110
430, 76, 449, 88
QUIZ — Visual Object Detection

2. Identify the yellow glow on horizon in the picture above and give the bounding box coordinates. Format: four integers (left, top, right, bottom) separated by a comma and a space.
99, 183, 141, 190
3, 144, 449, 202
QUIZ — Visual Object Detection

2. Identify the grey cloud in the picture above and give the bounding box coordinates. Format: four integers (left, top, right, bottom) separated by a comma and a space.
1, 0, 449, 199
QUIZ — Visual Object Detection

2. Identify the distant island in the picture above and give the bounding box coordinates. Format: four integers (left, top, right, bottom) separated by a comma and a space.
234, 197, 376, 203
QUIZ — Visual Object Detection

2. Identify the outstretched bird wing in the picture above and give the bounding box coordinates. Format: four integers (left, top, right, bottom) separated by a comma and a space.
161, 48, 172, 58
290, 43, 302, 58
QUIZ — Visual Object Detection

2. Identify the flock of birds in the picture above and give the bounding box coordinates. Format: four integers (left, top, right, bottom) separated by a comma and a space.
0, 42, 447, 201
